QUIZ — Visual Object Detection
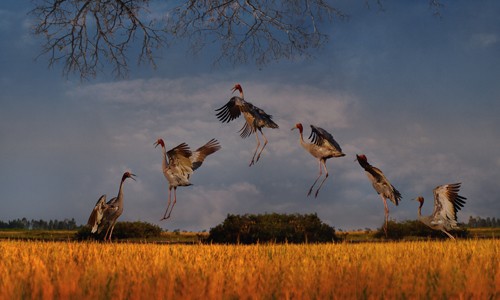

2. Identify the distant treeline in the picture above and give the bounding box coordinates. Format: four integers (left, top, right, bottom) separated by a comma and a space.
466, 216, 500, 228
0, 215, 498, 231
0, 218, 79, 230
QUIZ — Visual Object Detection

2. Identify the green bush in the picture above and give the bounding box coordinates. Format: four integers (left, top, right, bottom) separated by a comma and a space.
374, 220, 469, 240
207, 213, 338, 244
76, 221, 162, 241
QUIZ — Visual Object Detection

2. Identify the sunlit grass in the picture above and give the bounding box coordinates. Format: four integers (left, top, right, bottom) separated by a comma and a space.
0, 240, 498, 299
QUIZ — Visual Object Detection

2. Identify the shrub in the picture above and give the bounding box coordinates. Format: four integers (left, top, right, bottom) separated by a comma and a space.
374, 220, 469, 240
76, 221, 162, 240
207, 213, 338, 244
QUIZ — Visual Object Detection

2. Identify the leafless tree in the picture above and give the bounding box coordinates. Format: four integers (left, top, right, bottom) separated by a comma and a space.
30, 0, 444, 79
31, 0, 164, 79
167, 1, 346, 66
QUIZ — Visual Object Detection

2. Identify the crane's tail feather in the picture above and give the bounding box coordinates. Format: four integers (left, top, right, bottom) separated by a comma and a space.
266, 119, 279, 129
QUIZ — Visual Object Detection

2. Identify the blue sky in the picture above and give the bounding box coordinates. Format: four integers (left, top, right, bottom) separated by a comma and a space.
1, 1, 499, 231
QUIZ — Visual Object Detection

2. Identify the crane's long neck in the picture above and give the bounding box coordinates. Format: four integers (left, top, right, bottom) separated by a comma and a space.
417, 200, 423, 218
117, 178, 126, 204
297, 128, 307, 147
357, 158, 371, 172
161, 145, 169, 170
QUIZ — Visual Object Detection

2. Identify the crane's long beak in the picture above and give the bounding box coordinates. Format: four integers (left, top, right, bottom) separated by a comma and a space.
154, 141, 159, 148
130, 174, 137, 181
231, 86, 237, 93
291, 127, 296, 131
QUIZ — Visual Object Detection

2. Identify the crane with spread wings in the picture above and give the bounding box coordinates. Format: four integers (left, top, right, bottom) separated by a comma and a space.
415, 183, 466, 240
215, 83, 278, 166
154, 138, 221, 220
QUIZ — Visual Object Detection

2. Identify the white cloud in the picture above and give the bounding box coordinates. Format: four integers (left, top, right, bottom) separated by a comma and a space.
471, 33, 498, 48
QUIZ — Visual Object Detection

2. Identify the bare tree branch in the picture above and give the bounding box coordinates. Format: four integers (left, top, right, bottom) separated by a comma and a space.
30, 0, 164, 79
167, 0, 347, 66
30, 0, 446, 79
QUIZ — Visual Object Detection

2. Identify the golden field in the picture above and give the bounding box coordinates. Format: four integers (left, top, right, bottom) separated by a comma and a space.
0, 240, 498, 299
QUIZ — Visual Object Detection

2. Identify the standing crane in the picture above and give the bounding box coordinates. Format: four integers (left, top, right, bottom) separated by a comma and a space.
87, 171, 136, 241
215, 83, 279, 166
415, 183, 466, 240
154, 138, 221, 220
292, 123, 345, 198
356, 154, 402, 237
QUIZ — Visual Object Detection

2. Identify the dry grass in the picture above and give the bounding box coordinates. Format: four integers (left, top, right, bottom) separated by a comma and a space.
0, 240, 498, 299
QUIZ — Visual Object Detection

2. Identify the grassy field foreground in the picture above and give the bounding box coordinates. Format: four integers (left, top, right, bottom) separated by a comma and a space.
0, 240, 498, 299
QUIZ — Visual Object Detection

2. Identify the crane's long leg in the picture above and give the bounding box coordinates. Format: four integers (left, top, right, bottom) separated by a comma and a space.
442, 229, 456, 240
107, 221, 117, 242
314, 160, 329, 198
381, 195, 389, 238
104, 222, 113, 241
163, 187, 178, 220
161, 187, 173, 220
308, 160, 323, 197
249, 131, 261, 166
255, 129, 268, 164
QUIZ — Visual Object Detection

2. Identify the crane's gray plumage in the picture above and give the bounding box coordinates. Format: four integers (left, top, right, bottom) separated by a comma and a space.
416, 183, 466, 240
155, 138, 221, 220
87, 172, 136, 241
215, 83, 278, 166
292, 123, 345, 198
356, 154, 402, 237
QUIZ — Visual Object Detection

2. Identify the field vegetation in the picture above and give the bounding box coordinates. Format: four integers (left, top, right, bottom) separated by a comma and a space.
1, 226, 499, 243
0, 239, 498, 299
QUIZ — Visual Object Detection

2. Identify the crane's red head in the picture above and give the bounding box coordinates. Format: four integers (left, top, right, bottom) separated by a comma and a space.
355, 154, 371, 169
356, 154, 368, 162
291, 123, 303, 133
415, 196, 424, 208
231, 83, 243, 94
122, 171, 136, 182
154, 138, 165, 148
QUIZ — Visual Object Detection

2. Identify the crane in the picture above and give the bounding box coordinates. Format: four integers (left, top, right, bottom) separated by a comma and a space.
87, 171, 136, 241
356, 154, 402, 237
415, 183, 466, 240
215, 83, 279, 166
154, 138, 221, 220
292, 123, 345, 198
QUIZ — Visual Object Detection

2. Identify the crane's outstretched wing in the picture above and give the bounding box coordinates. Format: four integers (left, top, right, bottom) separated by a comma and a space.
190, 139, 221, 170
215, 96, 251, 123
309, 125, 343, 153
432, 183, 466, 228
237, 120, 254, 138
167, 142, 195, 177
87, 195, 108, 233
